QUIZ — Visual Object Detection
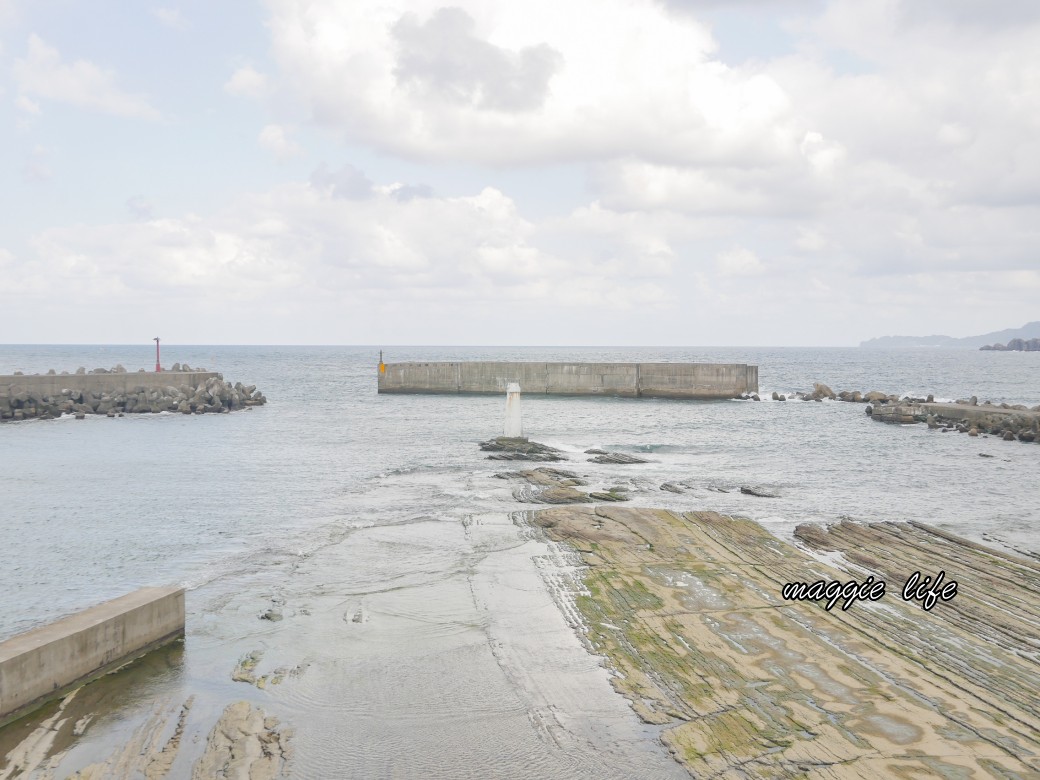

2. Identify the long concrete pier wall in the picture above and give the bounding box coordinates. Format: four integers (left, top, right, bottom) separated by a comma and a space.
0, 371, 219, 399
378, 362, 758, 399
0, 586, 185, 725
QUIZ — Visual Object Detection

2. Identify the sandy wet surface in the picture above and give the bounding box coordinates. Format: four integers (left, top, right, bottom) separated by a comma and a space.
0, 508, 686, 778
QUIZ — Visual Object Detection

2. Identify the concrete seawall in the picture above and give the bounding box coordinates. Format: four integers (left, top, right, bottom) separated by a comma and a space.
0, 587, 185, 725
378, 362, 758, 399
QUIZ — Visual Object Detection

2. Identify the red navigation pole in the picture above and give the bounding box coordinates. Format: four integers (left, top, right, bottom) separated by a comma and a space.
153, 337, 161, 372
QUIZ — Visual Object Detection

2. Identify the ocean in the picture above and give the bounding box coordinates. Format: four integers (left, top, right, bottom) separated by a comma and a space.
1, 345, 1037, 776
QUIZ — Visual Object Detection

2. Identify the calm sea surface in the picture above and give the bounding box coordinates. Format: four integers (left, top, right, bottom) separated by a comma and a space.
1, 345, 1037, 776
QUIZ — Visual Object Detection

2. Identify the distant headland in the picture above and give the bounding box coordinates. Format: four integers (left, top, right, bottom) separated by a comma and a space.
980, 337, 1040, 351
860, 321, 1040, 349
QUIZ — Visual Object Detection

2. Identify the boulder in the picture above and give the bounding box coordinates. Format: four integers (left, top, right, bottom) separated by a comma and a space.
740, 486, 778, 498
813, 382, 836, 400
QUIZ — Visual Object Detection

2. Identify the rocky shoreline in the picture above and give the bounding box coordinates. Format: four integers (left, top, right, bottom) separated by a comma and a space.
1, 364, 266, 422
778, 382, 1040, 444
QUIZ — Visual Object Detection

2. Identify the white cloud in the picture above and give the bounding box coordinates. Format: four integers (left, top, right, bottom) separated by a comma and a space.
13, 35, 161, 120
125, 195, 154, 220
258, 124, 302, 159
799, 130, 846, 175
3, 172, 1037, 343
152, 7, 186, 30
716, 247, 765, 276
2, 181, 674, 334
264, 0, 801, 165
224, 65, 268, 98
795, 227, 828, 252
0, 0, 18, 28
15, 94, 40, 114
21, 145, 50, 182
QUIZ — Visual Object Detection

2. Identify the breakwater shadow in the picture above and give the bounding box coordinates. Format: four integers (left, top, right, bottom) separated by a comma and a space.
0, 640, 185, 773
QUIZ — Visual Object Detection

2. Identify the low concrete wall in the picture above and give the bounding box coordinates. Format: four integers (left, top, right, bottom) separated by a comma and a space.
0, 586, 185, 725
378, 362, 758, 399
0, 371, 219, 399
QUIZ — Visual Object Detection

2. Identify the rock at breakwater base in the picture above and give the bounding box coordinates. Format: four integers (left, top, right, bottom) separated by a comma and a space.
739, 485, 778, 498
479, 437, 566, 461
587, 452, 649, 465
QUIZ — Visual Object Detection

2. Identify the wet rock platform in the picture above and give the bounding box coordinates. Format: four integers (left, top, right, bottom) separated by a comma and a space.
532, 506, 1040, 778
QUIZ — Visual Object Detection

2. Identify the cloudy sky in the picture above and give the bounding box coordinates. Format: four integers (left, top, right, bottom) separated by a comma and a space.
1, 0, 1037, 345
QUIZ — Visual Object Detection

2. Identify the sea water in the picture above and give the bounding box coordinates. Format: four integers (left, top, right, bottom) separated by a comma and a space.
1, 345, 1037, 776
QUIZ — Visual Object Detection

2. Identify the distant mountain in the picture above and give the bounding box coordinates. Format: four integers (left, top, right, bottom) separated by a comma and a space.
860, 321, 1040, 349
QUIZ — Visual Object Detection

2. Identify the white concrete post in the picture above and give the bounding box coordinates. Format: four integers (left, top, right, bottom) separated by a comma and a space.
504, 382, 523, 438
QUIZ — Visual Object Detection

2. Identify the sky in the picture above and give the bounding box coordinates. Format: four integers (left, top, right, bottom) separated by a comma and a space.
1, 0, 1038, 346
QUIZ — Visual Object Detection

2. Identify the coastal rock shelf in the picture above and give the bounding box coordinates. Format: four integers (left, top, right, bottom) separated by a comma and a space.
532, 506, 1039, 778
0, 368, 266, 421
496, 467, 631, 504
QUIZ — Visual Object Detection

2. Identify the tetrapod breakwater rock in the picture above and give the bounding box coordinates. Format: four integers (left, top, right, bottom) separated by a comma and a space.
0, 368, 266, 421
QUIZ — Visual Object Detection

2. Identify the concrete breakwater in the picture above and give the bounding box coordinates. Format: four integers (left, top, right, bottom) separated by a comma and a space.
0, 586, 184, 726
378, 361, 758, 399
1, 365, 266, 421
